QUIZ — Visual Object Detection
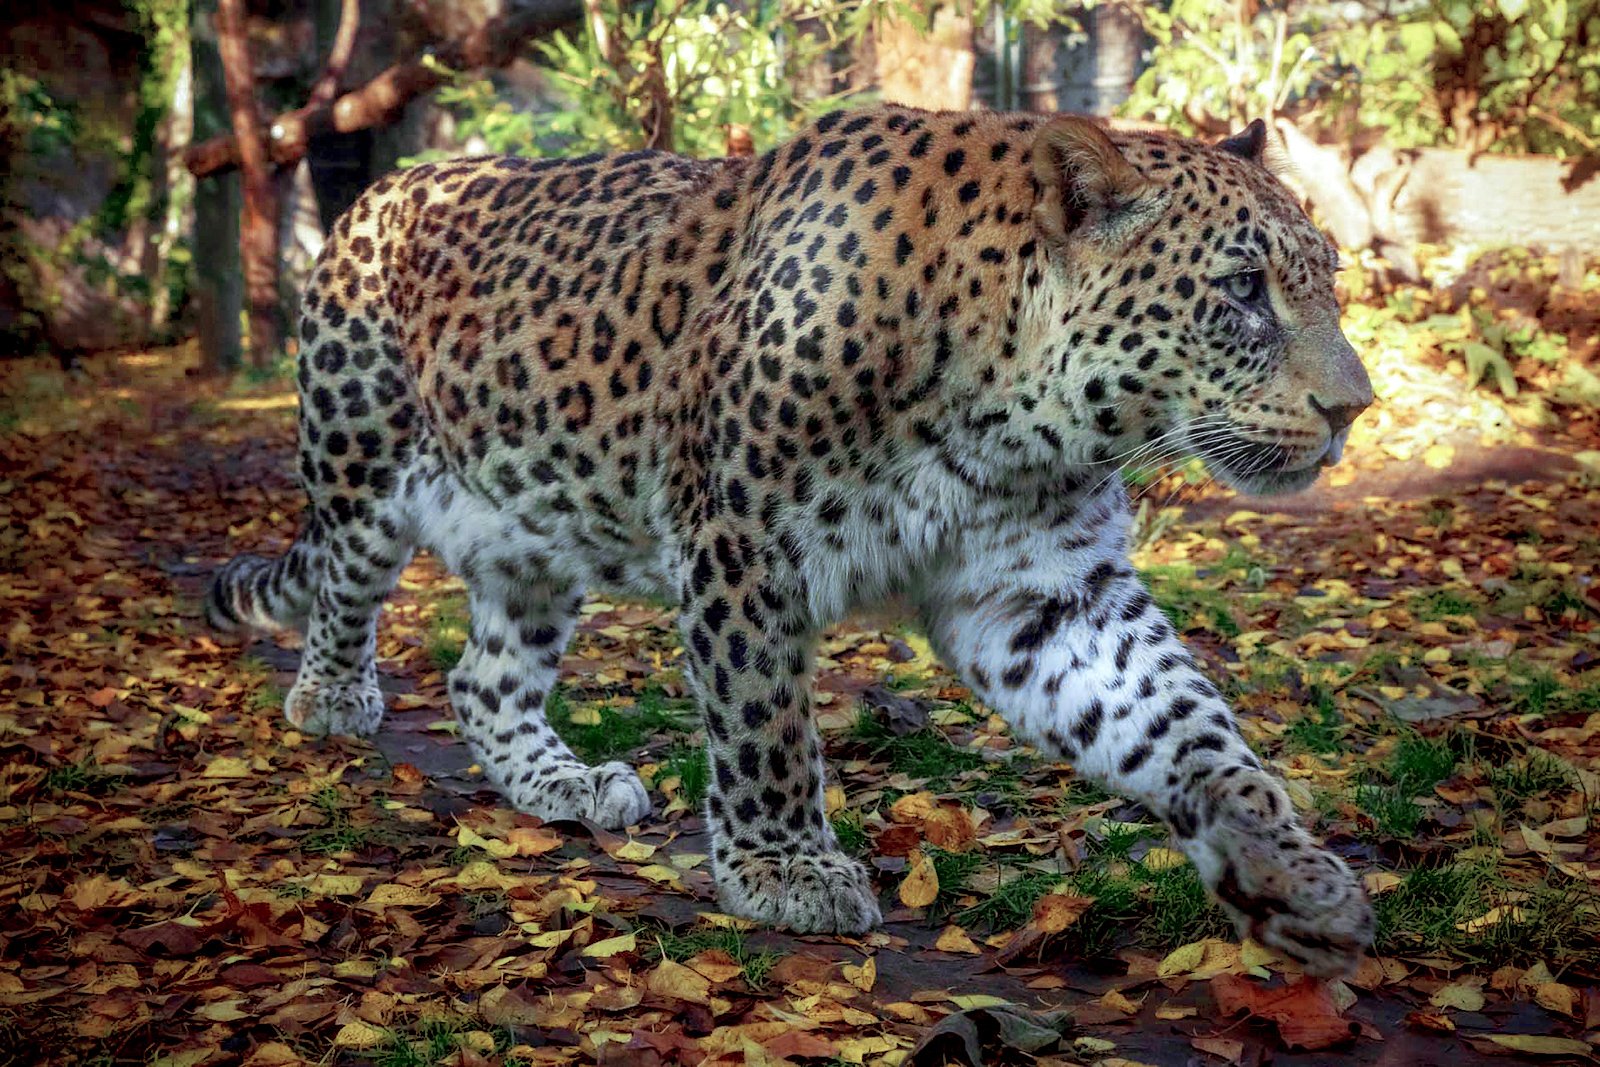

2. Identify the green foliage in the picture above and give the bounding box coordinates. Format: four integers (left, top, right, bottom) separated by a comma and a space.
424, 0, 856, 161
1, 0, 190, 351
1122, 0, 1600, 157
954, 869, 1064, 930
302, 785, 384, 855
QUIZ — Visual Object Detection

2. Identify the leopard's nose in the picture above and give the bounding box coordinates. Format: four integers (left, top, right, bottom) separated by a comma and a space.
1308, 394, 1365, 433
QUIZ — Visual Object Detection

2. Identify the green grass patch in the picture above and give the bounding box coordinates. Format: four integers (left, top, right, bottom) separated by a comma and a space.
1390, 731, 1464, 796
43, 757, 122, 797
1489, 752, 1575, 812
371, 1017, 514, 1067
1141, 564, 1244, 638
657, 743, 708, 806
1283, 686, 1347, 756
1057, 776, 1114, 811
302, 785, 384, 855
954, 869, 1065, 931
926, 846, 985, 903
849, 709, 986, 788
831, 809, 869, 855
1376, 862, 1600, 968
1411, 588, 1478, 622
548, 686, 695, 763
1356, 729, 1467, 837
424, 594, 469, 671
949, 822, 1229, 953
636, 922, 782, 988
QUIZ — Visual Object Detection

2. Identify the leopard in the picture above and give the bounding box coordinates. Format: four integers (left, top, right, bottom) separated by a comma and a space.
206, 105, 1376, 975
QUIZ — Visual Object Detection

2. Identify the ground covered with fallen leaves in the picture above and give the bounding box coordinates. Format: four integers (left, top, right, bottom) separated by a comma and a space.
4, 256, 1600, 1066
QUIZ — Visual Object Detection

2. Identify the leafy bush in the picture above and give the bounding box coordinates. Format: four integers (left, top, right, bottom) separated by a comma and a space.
1123, 0, 1600, 156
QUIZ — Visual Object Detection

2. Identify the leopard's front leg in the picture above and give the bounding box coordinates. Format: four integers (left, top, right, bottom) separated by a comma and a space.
918, 505, 1373, 976
677, 539, 880, 934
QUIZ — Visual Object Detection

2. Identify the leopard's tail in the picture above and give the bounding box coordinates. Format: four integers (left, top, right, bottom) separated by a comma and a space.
205, 515, 327, 634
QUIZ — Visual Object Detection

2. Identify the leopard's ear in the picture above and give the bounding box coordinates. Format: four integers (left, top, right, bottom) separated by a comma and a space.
1216, 119, 1268, 164
1032, 115, 1169, 256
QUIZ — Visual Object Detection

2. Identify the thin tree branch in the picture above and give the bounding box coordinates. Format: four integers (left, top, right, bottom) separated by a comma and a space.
186, 0, 582, 179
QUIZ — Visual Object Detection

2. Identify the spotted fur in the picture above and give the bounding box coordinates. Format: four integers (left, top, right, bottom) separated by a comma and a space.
207, 106, 1375, 974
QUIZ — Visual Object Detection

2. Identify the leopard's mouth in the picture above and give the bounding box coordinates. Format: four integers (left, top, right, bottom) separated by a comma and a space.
1198, 426, 1349, 497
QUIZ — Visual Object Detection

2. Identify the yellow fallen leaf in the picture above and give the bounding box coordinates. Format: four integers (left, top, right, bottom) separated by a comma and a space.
333, 1021, 386, 1049
633, 864, 685, 887
194, 999, 249, 1022
646, 958, 711, 1004
362, 885, 439, 909
1033, 893, 1093, 933
843, 956, 876, 992
1532, 981, 1577, 1017
1423, 444, 1454, 469
1141, 847, 1187, 871
568, 705, 603, 725
824, 785, 847, 815
456, 824, 516, 859
935, 925, 981, 954
1157, 941, 1208, 978
684, 950, 743, 984
1430, 982, 1485, 1012
508, 826, 563, 856
1099, 989, 1142, 1015
1363, 871, 1403, 895
889, 792, 937, 824
1482, 1035, 1594, 1056
898, 852, 939, 908
525, 929, 575, 949
308, 874, 364, 897
948, 994, 1011, 1010
611, 838, 656, 862
202, 756, 250, 778
583, 932, 637, 958
1155, 1003, 1197, 1021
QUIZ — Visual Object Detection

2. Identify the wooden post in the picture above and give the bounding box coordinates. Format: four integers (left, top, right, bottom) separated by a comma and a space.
191, 0, 242, 375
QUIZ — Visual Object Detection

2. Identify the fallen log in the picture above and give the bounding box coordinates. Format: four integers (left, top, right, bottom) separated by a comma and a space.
1275, 119, 1600, 280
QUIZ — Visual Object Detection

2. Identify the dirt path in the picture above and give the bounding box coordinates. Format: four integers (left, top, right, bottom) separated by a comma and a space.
3, 348, 1596, 1066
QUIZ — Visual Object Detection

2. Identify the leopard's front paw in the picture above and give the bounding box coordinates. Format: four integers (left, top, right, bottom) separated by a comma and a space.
1201, 771, 1373, 977
285, 678, 386, 737
1217, 834, 1373, 977
716, 850, 882, 934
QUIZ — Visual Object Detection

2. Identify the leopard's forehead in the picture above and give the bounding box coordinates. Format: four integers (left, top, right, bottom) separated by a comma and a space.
1112, 130, 1340, 285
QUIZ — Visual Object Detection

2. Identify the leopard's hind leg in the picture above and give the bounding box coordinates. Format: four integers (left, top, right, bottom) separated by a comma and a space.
281, 510, 414, 737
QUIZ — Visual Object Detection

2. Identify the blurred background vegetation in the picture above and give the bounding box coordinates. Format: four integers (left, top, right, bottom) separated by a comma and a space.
1, 0, 1597, 432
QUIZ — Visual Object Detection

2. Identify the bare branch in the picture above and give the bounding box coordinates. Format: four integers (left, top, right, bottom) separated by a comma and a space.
186, 0, 582, 179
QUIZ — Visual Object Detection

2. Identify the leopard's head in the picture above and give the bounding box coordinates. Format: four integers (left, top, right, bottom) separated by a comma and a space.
1029, 116, 1372, 495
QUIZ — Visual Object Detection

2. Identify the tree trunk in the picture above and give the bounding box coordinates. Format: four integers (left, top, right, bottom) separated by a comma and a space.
216, 0, 282, 367
191, 0, 242, 375
876, 4, 975, 111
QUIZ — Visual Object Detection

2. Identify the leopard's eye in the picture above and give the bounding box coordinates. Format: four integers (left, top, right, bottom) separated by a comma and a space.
1223, 270, 1267, 304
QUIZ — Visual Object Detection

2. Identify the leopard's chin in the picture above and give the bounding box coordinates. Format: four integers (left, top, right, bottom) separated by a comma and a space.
1218, 462, 1325, 497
